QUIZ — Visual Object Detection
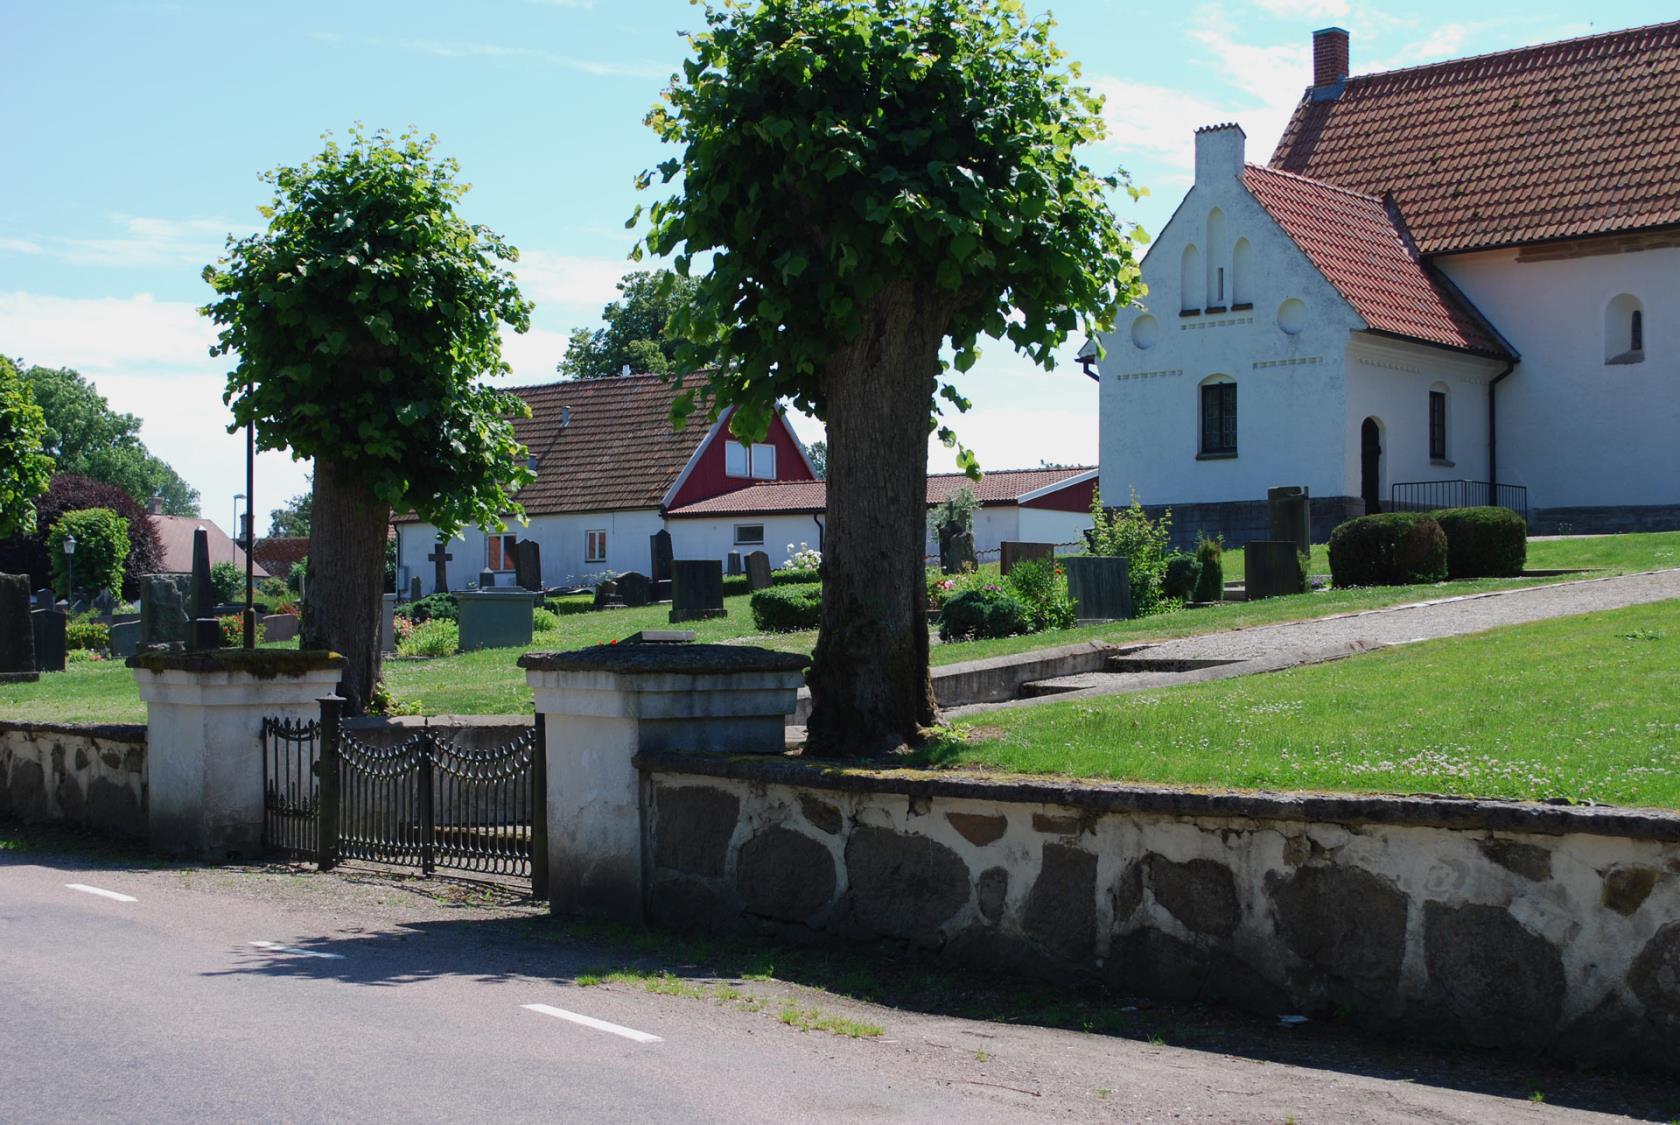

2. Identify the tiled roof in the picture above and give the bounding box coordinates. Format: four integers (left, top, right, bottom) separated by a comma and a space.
251, 536, 309, 576
148, 515, 269, 577
668, 468, 1095, 517
1242, 165, 1512, 357
1271, 20, 1680, 255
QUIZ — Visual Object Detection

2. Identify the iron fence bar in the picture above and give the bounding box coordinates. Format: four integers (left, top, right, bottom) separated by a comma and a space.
420, 728, 436, 875
532, 713, 548, 899
317, 695, 342, 870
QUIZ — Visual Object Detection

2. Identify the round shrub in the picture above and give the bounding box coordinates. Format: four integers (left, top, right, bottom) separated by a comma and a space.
939, 585, 1030, 641
1193, 536, 1224, 602
532, 607, 560, 633
47, 508, 130, 597
211, 561, 244, 604
1327, 513, 1449, 587
397, 618, 459, 658
399, 591, 458, 625
750, 582, 822, 631
1431, 506, 1527, 579
66, 621, 110, 651
1162, 552, 1201, 602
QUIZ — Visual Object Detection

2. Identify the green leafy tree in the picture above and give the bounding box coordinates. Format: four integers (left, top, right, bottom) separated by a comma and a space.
267, 481, 313, 538
805, 439, 827, 479
637, 0, 1143, 753
210, 560, 244, 604
203, 126, 534, 712
1087, 489, 1172, 617
47, 508, 130, 597
558, 269, 702, 379
18, 361, 199, 515
0, 356, 54, 538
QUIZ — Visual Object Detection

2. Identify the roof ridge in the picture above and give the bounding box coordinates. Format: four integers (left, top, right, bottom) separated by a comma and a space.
1345, 18, 1680, 87
513, 371, 686, 395
1245, 163, 1384, 205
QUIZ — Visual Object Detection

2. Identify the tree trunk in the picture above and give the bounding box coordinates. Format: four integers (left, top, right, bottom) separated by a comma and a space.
805, 284, 946, 757
301, 459, 390, 715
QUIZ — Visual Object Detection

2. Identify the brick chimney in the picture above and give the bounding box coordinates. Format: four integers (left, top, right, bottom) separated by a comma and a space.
146, 494, 164, 515
1312, 27, 1349, 96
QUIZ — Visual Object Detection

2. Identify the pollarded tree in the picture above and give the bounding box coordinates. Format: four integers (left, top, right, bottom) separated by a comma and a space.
203, 127, 534, 712
638, 0, 1143, 755
0, 356, 54, 539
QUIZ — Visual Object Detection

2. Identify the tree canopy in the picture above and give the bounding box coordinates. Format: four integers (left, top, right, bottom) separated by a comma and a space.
0, 356, 53, 538
267, 482, 312, 538
0, 473, 165, 596
559, 269, 702, 380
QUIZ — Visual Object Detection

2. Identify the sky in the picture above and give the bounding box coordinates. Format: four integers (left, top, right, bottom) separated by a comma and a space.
1, 0, 1666, 528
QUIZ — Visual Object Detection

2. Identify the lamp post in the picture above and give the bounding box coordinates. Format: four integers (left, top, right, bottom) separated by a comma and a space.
63, 534, 76, 601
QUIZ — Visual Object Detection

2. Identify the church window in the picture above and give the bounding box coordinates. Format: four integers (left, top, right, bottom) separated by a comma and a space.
1428, 387, 1448, 461
1199, 377, 1237, 456
1605, 294, 1645, 364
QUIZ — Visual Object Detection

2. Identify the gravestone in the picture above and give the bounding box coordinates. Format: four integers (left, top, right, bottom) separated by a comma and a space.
428, 538, 453, 594
1246, 540, 1304, 600
593, 579, 626, 610
999, 541, 1056, 576
35, 588, 55, 611
616, 572, 653, 608
31, 608, 67, 673
1065, 556, 1131, 622
478, 568, 496, 590
746, 551, 773, 591
727, 551, 743, 576
381, 593, 397, 653
649, 530, 674, 582
456, 590, 538, 652
190, 527, 221, 650
408, 576, 422, 603
1268, 486, 1312, 556
0, 573, 37, 682
108, 620, 141, 660
68, 597, 88, 616
261, 613, 299, 644
669, 559, 726, 623
513, 540, 543, 593
93, 589, 116, 618
140, 574, 192, 646
940, 531, 976, 575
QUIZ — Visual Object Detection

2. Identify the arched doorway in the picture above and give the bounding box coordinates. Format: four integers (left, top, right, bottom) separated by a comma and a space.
1361, 417, 1383, 514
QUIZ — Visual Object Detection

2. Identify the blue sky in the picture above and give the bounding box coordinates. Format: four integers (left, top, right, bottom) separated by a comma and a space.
1, 0, 1663, 521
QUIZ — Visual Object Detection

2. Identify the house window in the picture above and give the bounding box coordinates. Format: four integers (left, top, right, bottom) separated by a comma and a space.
734, 523, 765, 546
725, 440, 749, 477
584, 529, 607, 564
1199, 380, 1237, 456
487, 534, 517, 572
750, 443, 776, 479
1429, 389, 1448, 461
725, 439, 777, 479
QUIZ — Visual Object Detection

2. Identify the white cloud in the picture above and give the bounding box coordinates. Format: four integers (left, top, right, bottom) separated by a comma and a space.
514, 250, 635, 315
1, 215, 251, 270
1252, 0, 1348, 17
0, 290, 216, 372
500, 326, 571, 386
0, 237, 42, 254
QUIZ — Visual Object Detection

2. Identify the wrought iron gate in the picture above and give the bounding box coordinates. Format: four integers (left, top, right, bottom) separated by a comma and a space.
261, 701, 547, 895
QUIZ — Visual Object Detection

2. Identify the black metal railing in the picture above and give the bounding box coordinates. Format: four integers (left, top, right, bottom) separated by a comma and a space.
1389, 480, 1528, 522
261, 716, 321, 862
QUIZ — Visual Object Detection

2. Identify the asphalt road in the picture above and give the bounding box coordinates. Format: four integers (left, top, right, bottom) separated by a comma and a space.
2, 843, 1674, 1124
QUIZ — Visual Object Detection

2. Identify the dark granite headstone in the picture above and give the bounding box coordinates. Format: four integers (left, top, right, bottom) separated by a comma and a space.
108, 620, 140, 660
456, 590, 538, 652
727, 551, 743, 576
261, 613, 300, 643
408, 576, 423, 603
999, 541, 1056, 576
1065, 555, 1131, 622
1246, 540, 1304, 600
93, 589, 116, 618
513, 539, 543, 593
616, 571, 653, 608
593, 579, 626, 610
0, 573, 37, 682
650, 529, 673, 583
34, 588, 55, 611
669, 559, 726, 623
381, 593, 397, 653
140, 574, 192, 647
31, 608, 67, 672
478, 568, 496, 589
940, 531, 976, 575
746, 550, 773, 591
1268, 486, 1312, 556
190, 527, 221, 649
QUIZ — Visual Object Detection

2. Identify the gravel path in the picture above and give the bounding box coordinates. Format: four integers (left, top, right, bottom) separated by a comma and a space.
951, 569, 1680, 713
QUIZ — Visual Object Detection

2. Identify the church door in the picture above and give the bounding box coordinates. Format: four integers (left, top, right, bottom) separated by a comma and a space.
1361, 418, 1382, 515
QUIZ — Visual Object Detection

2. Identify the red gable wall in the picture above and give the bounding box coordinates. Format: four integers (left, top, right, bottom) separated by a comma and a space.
1020, 477, 1096, 513
666, 410, 817, 509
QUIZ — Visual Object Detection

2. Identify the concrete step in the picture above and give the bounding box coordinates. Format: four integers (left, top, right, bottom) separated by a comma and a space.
1105, 656, 1246, 674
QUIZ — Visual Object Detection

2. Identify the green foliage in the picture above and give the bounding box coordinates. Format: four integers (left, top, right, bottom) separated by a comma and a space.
398, 591, 459, 625
938, 583, 1030, 641
750, 582, 824, 631
0, 356, 54, 538
202, 126, 535, 540
805, 439, 827, 479
66, 621, 109, 652
210, 561, 243, 604
397, 618, 459, 658
1193, 536, 1224, 603
928, 487, 978, 546
1003, 558, 1074, 632
1327, 513, 1449, 587
532, 607, 560, 633
47, 508, 129, 596
1432, 506, 1527, 579
1087, 490, 1172, 616
216, 614, 266, 647
267, 482, 312, 537
636, 0, 1144, 459
286, 557, 307, 595
1162, 552, 1201, 602
16, 360, 197, 514
559, 270, 703, 380
258, 577, 291, 605
722, 568, 828, 596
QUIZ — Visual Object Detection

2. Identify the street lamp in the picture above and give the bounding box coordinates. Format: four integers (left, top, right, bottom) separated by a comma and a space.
63, 534, 76, 601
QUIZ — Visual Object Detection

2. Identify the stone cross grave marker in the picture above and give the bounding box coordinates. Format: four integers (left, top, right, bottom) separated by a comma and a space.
0, 573, 38, 682
428, 538, 453, 594
31, 606, 67, 673
746, 550, 773, 591
669, 560, 726, 623
513, 539, 543, 593
616, 572, 653, 608
190, 526, 221, 650
999, 541, 1055, 577
1065, 555, 1131, 622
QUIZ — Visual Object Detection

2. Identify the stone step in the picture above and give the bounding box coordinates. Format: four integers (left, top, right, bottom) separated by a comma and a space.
1015, 679, 1091, 698
1105, 656, 1247, 674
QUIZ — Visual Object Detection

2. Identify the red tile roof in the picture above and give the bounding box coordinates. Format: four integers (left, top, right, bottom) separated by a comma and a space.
668, 468, 1095, 517
148, 515, 269, 577
251, 536, 309, 576
1271, 20, 1680, 255
1242, 165, 1511, 357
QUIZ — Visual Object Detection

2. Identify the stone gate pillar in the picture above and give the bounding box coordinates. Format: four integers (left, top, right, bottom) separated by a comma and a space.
520, 644, 809, 921
130, 649, 343, 859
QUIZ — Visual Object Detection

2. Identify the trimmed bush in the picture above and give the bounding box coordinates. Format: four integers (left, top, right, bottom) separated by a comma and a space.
1193, 536, 1224, 602
750, 582, 822, 631
47, 508, 130, 597
66, 621, 109, 651
532, 607, 560, 633
1003, 558, 1075, 632
1432, 506, 1527, 579
399, 591, 458, 624
1162, 552, 1201, 602
722, 568, 821, 597
211, 561, 244, 604
397, 618, 459, 657
939, 585, 1030, 641
1327, 513, 1449, 587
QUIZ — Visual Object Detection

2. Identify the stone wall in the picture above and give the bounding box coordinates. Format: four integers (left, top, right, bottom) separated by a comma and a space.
0, 721, 147, 838
638, 752, 1680, 1072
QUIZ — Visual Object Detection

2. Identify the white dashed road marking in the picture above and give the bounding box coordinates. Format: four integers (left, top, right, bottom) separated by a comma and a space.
523, 1003, 663, 1044
64, 883, 136, 903
249, 941, 344, 959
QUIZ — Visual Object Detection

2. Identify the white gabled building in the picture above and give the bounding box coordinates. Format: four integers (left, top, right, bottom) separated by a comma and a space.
1095, 22, 1680, 542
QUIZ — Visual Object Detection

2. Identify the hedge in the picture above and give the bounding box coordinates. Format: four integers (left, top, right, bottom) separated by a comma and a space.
723, 568, 820, 597
749, 583, 822, 631
1327, 513, 1449, 587
939, 586, 1030, 641
1431, 506, 1527, 579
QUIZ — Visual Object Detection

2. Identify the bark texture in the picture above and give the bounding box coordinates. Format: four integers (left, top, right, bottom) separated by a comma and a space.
805, 283, 945, 756
301, 460, 390, 714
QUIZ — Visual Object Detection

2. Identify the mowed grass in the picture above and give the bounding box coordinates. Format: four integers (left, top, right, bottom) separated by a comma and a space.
913, 600, 1680, 808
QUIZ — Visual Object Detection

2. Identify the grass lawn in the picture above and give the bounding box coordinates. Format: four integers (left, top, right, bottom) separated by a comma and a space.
913, 600, 1680, 809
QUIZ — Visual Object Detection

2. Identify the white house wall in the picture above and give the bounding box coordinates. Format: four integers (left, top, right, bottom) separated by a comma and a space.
1016, 507, 1094, 548
397, 508, 666, 592
669, 515, 827, 568
1435, 245, 1680, 510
